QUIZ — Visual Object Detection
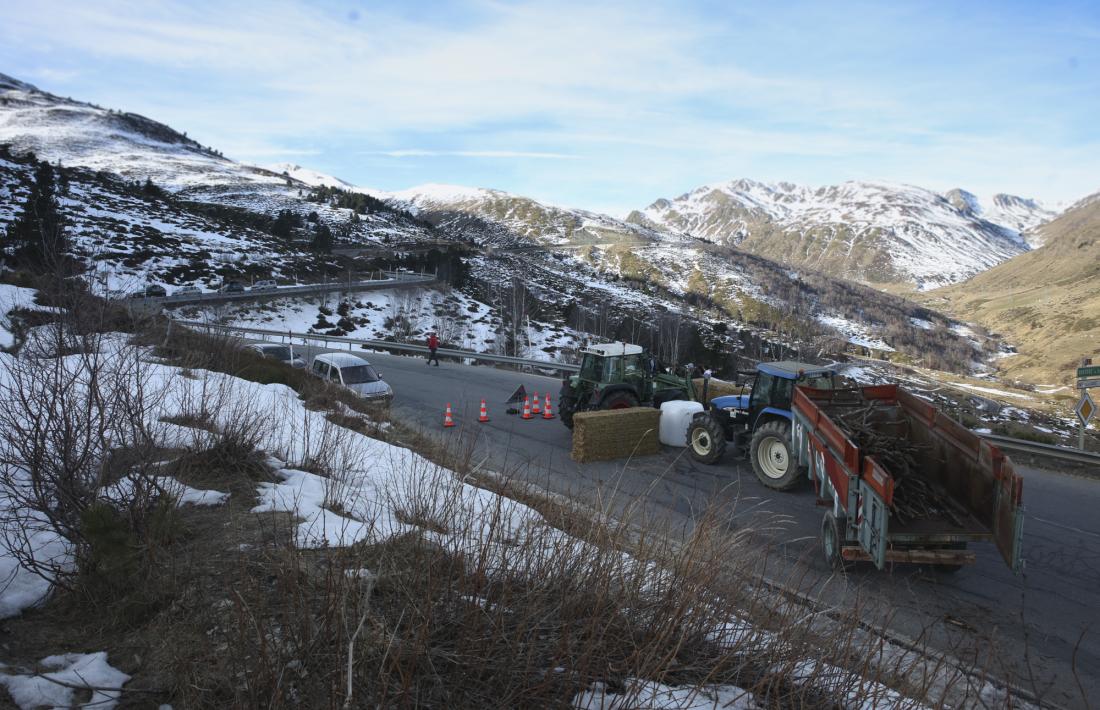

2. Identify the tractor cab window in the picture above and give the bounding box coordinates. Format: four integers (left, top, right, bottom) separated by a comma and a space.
749, 373, 796, 410
622, 354, 641, 374
800, 374, 834, 390
579, 354, 601, 381
771, 376, 795, 407
749, 373, 773, 410
602, 356, 622, 382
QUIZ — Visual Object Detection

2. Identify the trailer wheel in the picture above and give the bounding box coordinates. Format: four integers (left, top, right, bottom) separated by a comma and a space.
750, 420, 799, 490
821, 511, 845, 570
688, 415, 726, 464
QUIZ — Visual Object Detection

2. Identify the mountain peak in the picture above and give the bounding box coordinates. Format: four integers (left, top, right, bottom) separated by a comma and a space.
944, 188, 981, 215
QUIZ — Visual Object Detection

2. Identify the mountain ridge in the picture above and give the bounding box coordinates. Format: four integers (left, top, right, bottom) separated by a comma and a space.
636, 177, 1055, 290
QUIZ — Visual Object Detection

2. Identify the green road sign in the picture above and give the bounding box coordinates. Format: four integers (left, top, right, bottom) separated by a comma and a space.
1078, 365, 1100, 378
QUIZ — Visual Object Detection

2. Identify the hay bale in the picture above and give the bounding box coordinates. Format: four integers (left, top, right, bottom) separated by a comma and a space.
693, 378, 742, 400
571, 407, 661, 463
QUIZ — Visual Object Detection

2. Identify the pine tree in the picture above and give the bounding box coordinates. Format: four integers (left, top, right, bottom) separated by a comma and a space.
310, 223, 333, 253
4, 161, 66, 268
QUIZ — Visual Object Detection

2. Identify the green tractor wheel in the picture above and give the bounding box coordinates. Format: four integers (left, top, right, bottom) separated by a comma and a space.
601, 390, 639, 410
558, 383, 577, 429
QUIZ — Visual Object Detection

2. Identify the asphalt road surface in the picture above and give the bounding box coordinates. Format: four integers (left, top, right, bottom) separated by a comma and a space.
285, 342, 1100, 707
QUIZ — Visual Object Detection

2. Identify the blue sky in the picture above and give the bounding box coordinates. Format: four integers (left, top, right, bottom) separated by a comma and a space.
2, 0, 1097, 214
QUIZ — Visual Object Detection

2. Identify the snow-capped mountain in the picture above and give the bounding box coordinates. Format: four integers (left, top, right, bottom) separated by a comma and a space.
392, 183, 677, 248
942, 189, 1054, 247
265, 162, 389, 196
636, 179, 1053, 290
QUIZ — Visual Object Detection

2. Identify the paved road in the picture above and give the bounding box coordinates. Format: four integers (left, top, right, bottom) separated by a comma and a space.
278, 342, 1100, 707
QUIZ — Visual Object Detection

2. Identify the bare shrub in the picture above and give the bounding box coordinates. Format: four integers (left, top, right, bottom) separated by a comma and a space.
0, 323, 172, 587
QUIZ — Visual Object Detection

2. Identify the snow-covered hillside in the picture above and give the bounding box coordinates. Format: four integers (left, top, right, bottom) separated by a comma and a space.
638, 179, 1052, 290
392, 183, 678, 248
0, 73, 280, 189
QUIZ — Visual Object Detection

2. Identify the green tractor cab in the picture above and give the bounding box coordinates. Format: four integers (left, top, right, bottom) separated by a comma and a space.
687, 361, 838, 490
558, 342, 696, 429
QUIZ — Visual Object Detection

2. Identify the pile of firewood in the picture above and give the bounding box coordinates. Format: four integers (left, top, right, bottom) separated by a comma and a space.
833, 404, 966, 526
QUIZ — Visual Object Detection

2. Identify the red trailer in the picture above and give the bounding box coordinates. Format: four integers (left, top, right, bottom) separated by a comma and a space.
791, 384, 1025, 572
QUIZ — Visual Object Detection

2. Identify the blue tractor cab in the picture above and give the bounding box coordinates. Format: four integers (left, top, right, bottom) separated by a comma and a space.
688, 361, 838, 490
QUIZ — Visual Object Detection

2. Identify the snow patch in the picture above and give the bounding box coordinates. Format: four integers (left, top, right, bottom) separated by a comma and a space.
0, 652, 130, 709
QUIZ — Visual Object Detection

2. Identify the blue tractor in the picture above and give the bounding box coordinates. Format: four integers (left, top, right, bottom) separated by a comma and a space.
687, 361, 839, 489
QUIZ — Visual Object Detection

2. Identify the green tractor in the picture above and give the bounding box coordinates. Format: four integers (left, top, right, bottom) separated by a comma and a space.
557, 342, 696, 429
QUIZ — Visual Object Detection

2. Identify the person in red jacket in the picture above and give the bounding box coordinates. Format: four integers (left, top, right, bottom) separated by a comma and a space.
426, 331, 440, 366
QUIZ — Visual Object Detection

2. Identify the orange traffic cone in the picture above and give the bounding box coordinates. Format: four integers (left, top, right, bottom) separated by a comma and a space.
531, 392, 541, 415
542, 394, 554, 419
444, 403, 456, 428
478, 398, 490, 423
521, 396, 533, 420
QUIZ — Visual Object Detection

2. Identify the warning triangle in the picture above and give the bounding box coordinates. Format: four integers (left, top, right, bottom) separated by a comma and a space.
506, 384, 527, 404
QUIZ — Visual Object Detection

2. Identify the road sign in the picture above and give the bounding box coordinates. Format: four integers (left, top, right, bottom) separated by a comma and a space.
1077, 378, 1100, 389
1077, 391, 1096, 427
1077, 365, 1100, 378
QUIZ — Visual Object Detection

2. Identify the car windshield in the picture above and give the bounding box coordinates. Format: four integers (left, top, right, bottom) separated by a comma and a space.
262, 346, 292, 360
340, 364, 380, 384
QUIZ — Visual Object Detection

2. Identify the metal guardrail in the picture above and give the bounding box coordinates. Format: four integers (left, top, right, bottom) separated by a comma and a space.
174, 320, 581, 374
118, 271, 438, 307
980, 433, 1100, 467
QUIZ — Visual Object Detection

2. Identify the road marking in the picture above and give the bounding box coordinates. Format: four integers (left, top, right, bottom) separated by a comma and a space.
1029, 515, 1100, 540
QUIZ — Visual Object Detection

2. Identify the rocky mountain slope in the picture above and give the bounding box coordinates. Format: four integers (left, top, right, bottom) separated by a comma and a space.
928, 190, 1100, 385
633, 179, 1053, 290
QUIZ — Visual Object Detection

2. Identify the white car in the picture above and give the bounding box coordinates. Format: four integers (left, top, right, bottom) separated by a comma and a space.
309, 352, 393, 402
251, 279, 278, 292
246, 342, 305, 368
173, 285, 202, 296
